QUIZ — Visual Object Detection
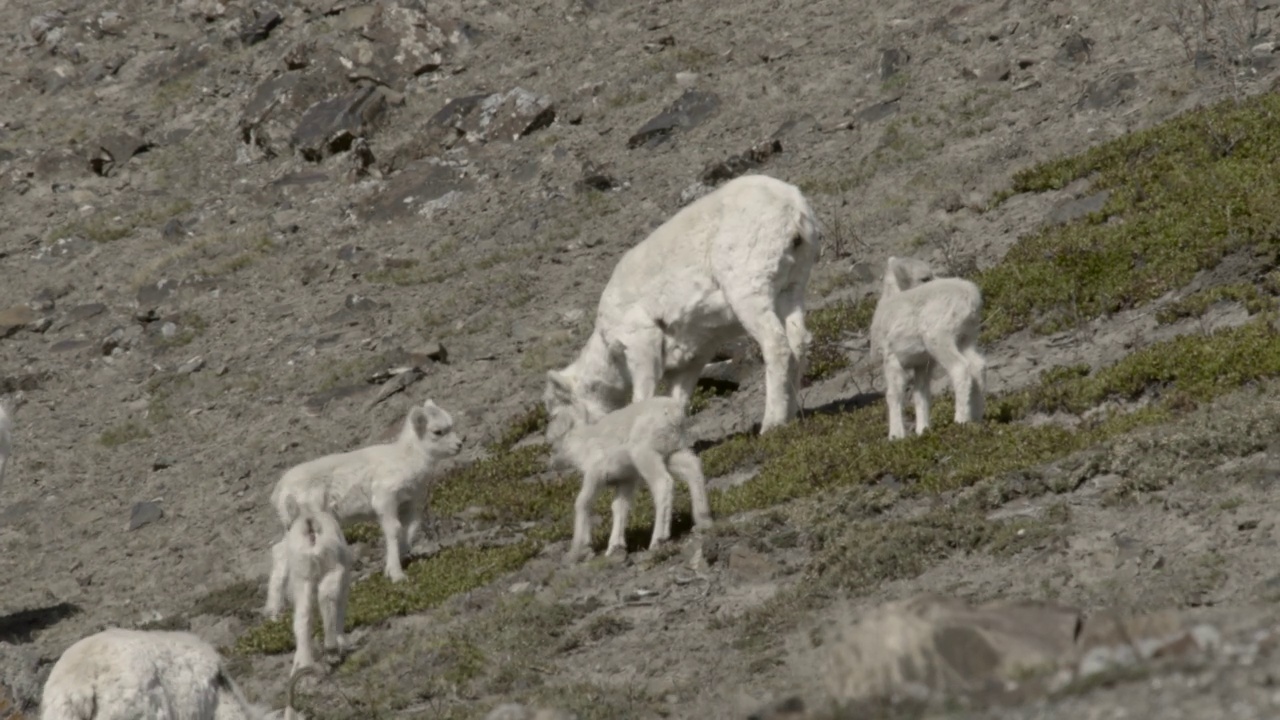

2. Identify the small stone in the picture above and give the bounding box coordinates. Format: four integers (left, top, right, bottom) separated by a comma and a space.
178, 356, 205, 374
153, 457, 176, 470
129, 501, 164, 531
0, 306, 37, 338
160, 322, 178, 338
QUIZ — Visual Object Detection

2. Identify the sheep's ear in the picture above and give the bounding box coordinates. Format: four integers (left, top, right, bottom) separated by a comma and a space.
409, 407, 429, 439
422, 398, 439, 410
545, 370, 573, 402
889, 257, 914, 290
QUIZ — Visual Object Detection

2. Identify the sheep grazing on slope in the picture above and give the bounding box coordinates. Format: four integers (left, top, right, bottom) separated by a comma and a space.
869, 256, 987, 440
39, 628, 277, 720
545, 173, 822, 435
263, 399, 463, 619
545, 372, 713, 563
282, 501, 352, 673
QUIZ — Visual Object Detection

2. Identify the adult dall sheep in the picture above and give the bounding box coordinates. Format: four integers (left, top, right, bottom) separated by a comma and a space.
545, 174, 821, 435
870, 256, 986, 440
545, 373, 713, 563
264, 399, 463, 619
39, 628, 279, 720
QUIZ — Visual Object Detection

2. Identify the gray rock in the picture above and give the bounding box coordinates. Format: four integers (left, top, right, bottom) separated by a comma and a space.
291, 85, 388, 162
879, 47, 910, 79
129, 501, 164, 530
699, 139, 783, 185
1077, 72, 1138, 110
430, 87, 557, 146
1057, 32, 1095, 66
361, 159, 474, 222
0, 306, 37, 339
177, 356, 206, 374
348, 3, 449, 85
1047, 190, 1111, 226
89, 132, 151, 177
66, 303, 107, 323
854, 96, 901, 124
628, 89, 721, 149
239, 6, 282, 46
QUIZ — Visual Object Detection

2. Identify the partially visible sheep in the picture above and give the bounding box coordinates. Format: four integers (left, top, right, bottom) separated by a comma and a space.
264, 399, 463, 619
869, 256, 986, 440
545, 373, 713, 562
0, 399, 12, 491
545, 174, 821, 435
39, 628, 274, 720
281, 500, 352, 673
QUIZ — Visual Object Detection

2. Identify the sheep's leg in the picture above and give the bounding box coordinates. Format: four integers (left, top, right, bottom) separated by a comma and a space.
633, 450, 676, 549
291, 579, 317, 671
883, 355, 910, 440
398, 496, 421, 560
318, 566, 347, 658
777, 282, 812, 411
606, 479, 639, 556
912, 365, 933, 435
963, 345, 988, 422
623, 326, 665, 404
727, 291, 796, 433
373, 496, 408, 582
263, 538, 290, 619
929, 338, 977, 426
669, 448, 713, 531
568, 473, 602, 563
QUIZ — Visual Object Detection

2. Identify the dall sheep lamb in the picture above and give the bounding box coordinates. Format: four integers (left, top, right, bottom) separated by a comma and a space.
545, 373, 713, 562
39, 628, 280, 720
264, 399, 463, 619
869, 256, 986, 440
545, 174, 821, 435
0, 399, 10, 491
282, 500, 352, 673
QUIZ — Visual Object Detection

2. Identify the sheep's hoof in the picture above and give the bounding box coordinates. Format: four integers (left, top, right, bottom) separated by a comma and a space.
387, 570, 408, 583
261, 606, 282, 621
604, 544, 628, 559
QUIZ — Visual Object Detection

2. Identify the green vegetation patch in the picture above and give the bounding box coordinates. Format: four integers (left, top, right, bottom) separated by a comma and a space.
981, 92, 1280, 337
236, 541, 540, 655
803, 298, 876, 382
99, 420, 152, 447
1155, 278, 1277, 325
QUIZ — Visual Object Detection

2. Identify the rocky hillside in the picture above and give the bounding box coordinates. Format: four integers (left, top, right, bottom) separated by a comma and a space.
5, 0, 1280, 717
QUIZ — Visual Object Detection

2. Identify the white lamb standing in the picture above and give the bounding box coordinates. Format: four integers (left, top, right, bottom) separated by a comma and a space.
545, 372, 713, 563
545, 173, 822, 435
869, 256, 987, 440
282, 500, 353, 673
263, 399, 463, 619
39, 627, 282, 720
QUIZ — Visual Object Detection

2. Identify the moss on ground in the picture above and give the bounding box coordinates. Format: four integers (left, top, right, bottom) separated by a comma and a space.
804, 93, 1280, 373
1155, 279, 1276, 324
980, 92, 1280, 337
229, 94, 1280, 668
235, 541, 540, 655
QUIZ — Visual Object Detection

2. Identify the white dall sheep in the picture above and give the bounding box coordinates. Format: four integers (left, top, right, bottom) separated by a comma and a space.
545, 373, 713, 562
264, 399, 463, 619
0, 399, 11, 491
39, 628, 276, 720
869, 256, 986, 440
545, 174, 821, 435
282, 500, 353, 673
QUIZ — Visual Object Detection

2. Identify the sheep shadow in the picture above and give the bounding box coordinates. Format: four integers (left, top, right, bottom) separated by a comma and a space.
689, 390, 884, 454
0, 601, 81, 644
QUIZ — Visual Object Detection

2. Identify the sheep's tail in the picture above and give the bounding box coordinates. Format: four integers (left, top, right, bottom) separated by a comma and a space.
790, 187, 822, 258
284, 665, 323, 720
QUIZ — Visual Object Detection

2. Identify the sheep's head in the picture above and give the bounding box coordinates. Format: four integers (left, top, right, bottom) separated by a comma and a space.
883, 256, 936, 296
543, 369, 591, 449
406, 399, 464, 460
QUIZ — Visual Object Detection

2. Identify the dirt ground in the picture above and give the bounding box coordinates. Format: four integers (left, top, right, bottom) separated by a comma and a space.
3, 0, 1280, 717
